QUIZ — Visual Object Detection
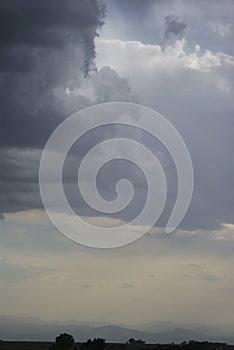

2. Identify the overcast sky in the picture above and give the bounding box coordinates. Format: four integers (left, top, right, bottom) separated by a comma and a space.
0, 0, 234, 326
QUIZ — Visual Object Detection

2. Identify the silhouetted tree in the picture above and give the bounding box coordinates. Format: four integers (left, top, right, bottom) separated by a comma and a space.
128, 338, 135, 344
86, 338, 105, 350
54, 333, 75, 350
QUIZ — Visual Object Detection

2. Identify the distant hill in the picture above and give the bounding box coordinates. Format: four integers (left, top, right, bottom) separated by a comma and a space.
1, 315, 234, 344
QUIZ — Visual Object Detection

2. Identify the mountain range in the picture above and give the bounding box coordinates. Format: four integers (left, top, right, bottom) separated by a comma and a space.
1, 315, 234, 344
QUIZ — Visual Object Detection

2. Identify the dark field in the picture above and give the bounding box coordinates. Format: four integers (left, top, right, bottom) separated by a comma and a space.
0, 342, 52, 350
0, 342, 234, 350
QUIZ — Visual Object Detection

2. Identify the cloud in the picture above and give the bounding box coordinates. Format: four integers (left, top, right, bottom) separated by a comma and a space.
197, 272, 223, 283
188, 262, 207, 268
0, 1, 233, 327
0, 213, 5, 220
1, 1, 233, 234
182, 269, 224, 283
1, 36, 233, 231
0, 63, 139, 215
103, 0, 234, 57
122, 282, 136, 289
88, 66, 138, 103
210, 21, 233, 38
0, 1, 108, 216
96, 38, 234, 231
0, 257, 59, 283
68, 66, 138, 104
163, 15, 187, 41
0, 0, 105, 149
0, 212, 234, 325
2, 210, 234, 260
0, 0, 105, 75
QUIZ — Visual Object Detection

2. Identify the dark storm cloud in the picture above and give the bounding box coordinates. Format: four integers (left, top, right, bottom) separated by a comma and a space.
0, 0, 105, 149
0, 64, 139, 214
1, 0, 233, 235
0, 0, 105, 73
164, 15, 187, 40
0, 0, 107, 214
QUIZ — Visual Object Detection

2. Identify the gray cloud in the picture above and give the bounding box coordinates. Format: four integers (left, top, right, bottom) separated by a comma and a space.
0, 0, 105, 74
0, 0, 233, 235
105, 1, 234, 54
0, 0, 233, 328
163, 15, 187, 41
0, 0, 105, 149
91, 66, 138, 103
0, 65, 138, 214
96, 36, 234, 231
0, 149, 41, 213
0, 1, 107, 215
197, 272, 223, 283
161, 15, 187, 49
122, 282, 136, 289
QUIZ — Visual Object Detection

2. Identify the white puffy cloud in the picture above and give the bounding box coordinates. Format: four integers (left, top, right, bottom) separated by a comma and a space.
96, 37, 234, 74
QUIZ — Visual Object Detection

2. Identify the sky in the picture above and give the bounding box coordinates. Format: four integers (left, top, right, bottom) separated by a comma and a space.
0, 0, 234, 327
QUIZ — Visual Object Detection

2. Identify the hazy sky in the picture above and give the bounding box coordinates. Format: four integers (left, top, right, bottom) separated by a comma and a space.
0, 0, 234, 326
